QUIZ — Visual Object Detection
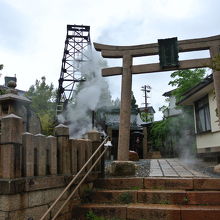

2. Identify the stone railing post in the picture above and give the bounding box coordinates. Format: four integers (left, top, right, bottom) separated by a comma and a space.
87, 130, 101, 173
22, 132, 34, 177
85, 139, 93, 172
55, 124, 71, 175
0, 114, 23, 178
47, 136, 57, 175
70, 139, 78, 174
77, 139, 86, 173
34, 134, 47, 176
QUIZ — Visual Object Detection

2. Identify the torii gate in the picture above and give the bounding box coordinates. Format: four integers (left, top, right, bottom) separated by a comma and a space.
94, 35, 220, 161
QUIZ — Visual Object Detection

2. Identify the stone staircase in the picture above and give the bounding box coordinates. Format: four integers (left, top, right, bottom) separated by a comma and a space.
73, 177, 220, 220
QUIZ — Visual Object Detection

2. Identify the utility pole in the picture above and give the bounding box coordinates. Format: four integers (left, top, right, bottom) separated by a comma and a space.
141, 85, 151, 159
141, 85, 151, 121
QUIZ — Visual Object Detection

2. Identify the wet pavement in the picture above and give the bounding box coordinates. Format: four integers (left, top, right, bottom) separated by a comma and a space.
148, 158, 210, 178
106, 158, 220, 178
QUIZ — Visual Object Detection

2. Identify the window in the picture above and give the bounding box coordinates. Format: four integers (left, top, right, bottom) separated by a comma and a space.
195, 95, 211, 133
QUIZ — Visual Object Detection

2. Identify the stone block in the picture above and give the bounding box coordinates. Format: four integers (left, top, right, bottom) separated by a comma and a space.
187, 191, 220, 205
127, 204, 181, 220
50, 198, 72, 217
47, 136, 57, 175
144, 178, 194, 190
181, 205, 220, 220
94, 177, 144, 190
85, 140, 93, 172
137, 190, 187, 205
1, 114, 23, 144
74, 204, 127, 220
1, 143, 22, 178
76, 139, 86, 172
91, 190, 137, 204
44, 188, 69, 204
0, 178, 26, 194
0, 194, 28, 211
0, 211, 9, 220
87, 130, 101, 142
28, 190, 45, 207
25, 176, 67, 192
22, 132, 34, 177
56, 212, 72, 220
109, 161, 136, 176
129, 151, 139, 161
8, 205, 49, 220
70, 139, 78, 174
34, 134, 47, 176
55, 124, 69, 136
193, 178, 220, 190
56, 135, 71, 175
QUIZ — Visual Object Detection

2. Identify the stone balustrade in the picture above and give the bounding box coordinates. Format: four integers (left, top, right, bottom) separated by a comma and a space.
0, 114, 101, 179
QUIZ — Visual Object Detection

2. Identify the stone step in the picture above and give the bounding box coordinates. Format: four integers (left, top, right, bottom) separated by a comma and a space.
94, 177, 220, 190
73, 203, 220, 220
90, 189, 220, 205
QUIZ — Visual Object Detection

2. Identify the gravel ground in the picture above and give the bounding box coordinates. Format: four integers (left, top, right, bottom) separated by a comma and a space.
134, 159, 151, 177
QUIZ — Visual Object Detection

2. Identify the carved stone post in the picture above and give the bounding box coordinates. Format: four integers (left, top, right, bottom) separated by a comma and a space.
47, 136, 57, 175
70, 139, 78, 174
118, 54, 132, 161
0, 114, 23, 178
22, 132, 34, 177
55, 124, 71, 175
87, 130, 101, 173
34, 134, 46, 176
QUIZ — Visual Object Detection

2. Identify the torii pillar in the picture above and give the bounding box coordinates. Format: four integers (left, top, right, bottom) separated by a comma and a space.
94, 34, 220, 162
117, 54, 132, 161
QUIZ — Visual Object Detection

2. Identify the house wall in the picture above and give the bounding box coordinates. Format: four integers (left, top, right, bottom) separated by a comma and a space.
164, 96, 182, 118
196, 90, 220, 153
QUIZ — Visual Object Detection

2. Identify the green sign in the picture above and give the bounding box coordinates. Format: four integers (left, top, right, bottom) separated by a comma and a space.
158, 37, 179, 69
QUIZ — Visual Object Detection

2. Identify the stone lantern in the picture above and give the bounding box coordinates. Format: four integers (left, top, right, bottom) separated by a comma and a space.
0, 80, 40, 133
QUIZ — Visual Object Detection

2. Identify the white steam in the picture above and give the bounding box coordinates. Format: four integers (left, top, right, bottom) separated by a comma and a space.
58, 47, 112, 138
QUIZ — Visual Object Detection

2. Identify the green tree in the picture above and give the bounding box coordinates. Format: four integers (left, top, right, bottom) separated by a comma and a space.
0, 64, 3, 70
26, 76, 56, 135
168, 68, 206, 101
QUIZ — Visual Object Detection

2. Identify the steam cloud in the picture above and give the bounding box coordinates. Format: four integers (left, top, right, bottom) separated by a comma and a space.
58, 47, 112, 138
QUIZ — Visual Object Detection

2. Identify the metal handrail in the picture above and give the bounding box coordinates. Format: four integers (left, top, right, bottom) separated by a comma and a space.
39, 136, 109, 220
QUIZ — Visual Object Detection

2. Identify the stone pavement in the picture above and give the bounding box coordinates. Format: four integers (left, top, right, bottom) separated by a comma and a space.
149, 158, 210, 178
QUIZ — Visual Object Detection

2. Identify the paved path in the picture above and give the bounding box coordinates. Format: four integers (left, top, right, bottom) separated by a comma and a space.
149, 158, 210, 178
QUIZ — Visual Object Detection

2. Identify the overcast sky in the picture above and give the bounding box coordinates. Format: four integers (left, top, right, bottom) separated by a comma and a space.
0, 0, 219, 120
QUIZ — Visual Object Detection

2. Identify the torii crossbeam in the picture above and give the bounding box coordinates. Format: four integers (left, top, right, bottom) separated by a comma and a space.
94, 35, 220, 161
